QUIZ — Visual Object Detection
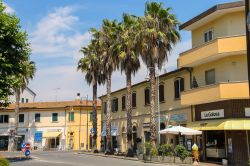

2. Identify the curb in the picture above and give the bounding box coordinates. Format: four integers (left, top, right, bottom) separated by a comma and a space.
6, 156, 32, 162
77, 152, 139, 161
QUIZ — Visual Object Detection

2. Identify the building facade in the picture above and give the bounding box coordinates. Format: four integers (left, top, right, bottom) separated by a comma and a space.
9, 87, 36, 103
0, 100, 101, 151
100, 1, 250, 165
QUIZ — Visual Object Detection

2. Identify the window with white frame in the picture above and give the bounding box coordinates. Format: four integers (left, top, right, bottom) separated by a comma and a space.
204, 29, 213, 43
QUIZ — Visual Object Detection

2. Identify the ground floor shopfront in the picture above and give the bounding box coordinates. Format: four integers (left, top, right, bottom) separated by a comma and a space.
188, 99, 250, 165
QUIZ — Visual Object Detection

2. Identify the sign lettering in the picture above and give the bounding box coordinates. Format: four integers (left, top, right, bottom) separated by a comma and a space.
201, 109, 224, 119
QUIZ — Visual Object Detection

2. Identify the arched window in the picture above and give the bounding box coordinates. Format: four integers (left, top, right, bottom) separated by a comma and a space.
159, 84, 165, 102
144, 88, 150, 105
174, 77, 184, 99
122, 95, 126, 111
132, 92, 136, 108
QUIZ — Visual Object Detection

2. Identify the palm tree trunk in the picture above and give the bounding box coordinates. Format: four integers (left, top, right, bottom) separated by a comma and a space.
10, 89, 20, 151
106, 72, 112, 153
92, 82, 98, 151
126, 71, 133, 157
149, 67, 157, 146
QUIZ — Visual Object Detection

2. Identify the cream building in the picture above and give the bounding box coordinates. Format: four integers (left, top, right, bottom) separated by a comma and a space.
100, 1, 250, 165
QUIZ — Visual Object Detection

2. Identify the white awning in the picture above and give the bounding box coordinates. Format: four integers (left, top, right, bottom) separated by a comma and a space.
159, 125, 202, 136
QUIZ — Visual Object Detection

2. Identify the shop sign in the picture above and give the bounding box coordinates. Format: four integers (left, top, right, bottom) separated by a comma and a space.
245, 108, 250, 117
143, 123, 150, 128
34, 131, 43, 143
155, 115, 167, 123
170, 114, 187, 122
201, 109, 224, 119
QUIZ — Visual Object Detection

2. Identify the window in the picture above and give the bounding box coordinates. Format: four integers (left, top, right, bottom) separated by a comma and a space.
52, 113, 58, 122
26, 99, 29, 103
132, 92, 136, 108
0, 115, 9, 123
205, 69, 215, 85
159, 84, 165, 102
90, 112, 93, 121
35, 113, 40, 122
103, 102, 107, 114
112, 98, 118, 113
19, 114, 24, 123
174, 78, 184, 99
144, 88, 150, 105
69, 112, 74, 122
21, 98, 24, 103
122, 95, 126, 111
204, 30, 213, 43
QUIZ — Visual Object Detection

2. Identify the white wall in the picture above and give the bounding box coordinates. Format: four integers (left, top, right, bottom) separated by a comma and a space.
9, 88, 36, 103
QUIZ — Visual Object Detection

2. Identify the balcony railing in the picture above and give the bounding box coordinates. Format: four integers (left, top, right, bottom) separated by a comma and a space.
181, 81, 249, 105
178, 35, 246, 68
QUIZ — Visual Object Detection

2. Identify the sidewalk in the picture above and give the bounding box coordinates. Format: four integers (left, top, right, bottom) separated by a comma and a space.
0, 151, 32, 162
77, 151, 222, 165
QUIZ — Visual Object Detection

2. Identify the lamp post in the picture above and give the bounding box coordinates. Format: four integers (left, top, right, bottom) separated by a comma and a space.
245, 0, 250, 95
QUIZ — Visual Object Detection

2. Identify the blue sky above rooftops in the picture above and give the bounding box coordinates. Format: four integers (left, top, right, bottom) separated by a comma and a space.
3, 0, 237, 101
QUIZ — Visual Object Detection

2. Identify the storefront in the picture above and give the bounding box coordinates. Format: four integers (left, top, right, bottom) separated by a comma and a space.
101, 125, 118, 152
43, 131, 61, 150
188, 99, 250, 165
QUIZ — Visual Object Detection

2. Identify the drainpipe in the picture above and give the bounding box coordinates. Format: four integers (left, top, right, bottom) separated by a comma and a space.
64, 108, 67, 150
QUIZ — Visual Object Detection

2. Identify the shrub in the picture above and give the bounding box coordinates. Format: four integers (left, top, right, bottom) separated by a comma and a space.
151, 147, 158, 157
0, 158, 9, 166
174, 145, 191, 162
144, 142, 153, 156
158, 144, 174, 157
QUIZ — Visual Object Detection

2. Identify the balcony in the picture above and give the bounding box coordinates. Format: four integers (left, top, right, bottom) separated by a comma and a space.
181, 81, 249, 105
178, 35, 246, 68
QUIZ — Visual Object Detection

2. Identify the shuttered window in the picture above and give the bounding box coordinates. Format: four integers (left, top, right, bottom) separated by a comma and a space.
122, 95, 126, 111
144, 88, 150, 105
112, 98, 118, 113
132, 92, 136, 108
205, 69, 215, 85
174, 78, 184, 99
159, 84, 165, 102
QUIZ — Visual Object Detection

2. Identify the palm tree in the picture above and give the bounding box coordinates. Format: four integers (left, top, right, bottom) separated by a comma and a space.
78, 30, 105, 151
11, 60, 36, 151
99, 19, 120, 153
117, 14, 140, 156
137, 2, 180, 145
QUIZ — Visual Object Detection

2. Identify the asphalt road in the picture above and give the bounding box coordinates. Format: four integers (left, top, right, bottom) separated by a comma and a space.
7, 151, 167, 166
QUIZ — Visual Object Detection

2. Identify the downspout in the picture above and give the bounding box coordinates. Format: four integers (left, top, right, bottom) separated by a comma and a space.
187, 67, 194, 122
79, 106, 81, 150
64, 108, 67, 150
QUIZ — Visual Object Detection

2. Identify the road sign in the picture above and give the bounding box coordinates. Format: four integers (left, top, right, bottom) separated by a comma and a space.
25, 150, 30, 157
25, 143, 31, 149
21, 143, 26, 149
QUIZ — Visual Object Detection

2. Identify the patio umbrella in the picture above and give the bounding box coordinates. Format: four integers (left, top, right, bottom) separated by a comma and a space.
159, 125, 202, 136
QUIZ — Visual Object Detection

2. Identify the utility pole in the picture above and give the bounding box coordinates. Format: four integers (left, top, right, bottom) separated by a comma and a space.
245, 0, 250, 95
86, 95, 89, 151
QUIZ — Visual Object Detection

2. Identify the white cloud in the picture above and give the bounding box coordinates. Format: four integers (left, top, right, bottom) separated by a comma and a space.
3, 2, 15, 14
30, 6, 91, 59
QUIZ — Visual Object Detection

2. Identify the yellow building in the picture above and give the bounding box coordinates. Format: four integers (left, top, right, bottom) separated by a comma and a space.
100, 1, 250, 165
0, 100, 101, 151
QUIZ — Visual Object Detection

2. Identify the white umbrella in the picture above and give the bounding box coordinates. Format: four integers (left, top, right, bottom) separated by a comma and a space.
159, 125, 202, 136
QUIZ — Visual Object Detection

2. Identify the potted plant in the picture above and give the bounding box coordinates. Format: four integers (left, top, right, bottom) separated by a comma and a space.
150, 147, 160, 162
174, 145, 192, 164
143, 142, 153, 161
160, 144, 175, 163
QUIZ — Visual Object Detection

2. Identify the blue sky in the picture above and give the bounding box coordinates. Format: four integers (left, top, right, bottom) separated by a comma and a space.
4, 0, 237, 101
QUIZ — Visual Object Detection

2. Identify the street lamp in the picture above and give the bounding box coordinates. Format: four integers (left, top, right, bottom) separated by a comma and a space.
145, 67, 161, 145
245, 0, 250, 95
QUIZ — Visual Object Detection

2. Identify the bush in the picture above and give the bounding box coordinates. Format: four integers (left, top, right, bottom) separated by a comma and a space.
174, 145, 190, 161
158, 144, 174, 157
0, 158, 9, 166
144, 142, 153, 156
151, 147, 158, 157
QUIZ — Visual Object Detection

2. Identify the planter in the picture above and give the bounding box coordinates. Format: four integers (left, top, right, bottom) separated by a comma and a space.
162, 156, 174, 163
143, 155, 151, 161
137, 154, 143, 161
174, 157, 192, 164
151, 156, 162, 163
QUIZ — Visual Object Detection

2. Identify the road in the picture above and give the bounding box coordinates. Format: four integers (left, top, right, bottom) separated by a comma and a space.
6, 151, 167, 166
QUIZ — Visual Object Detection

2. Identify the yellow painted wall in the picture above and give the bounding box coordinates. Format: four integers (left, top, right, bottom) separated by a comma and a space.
65, 106, 102, 150
192, 11, 245, 48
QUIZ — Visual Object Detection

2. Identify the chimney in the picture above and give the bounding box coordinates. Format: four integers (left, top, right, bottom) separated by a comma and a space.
76, 93, 80, 104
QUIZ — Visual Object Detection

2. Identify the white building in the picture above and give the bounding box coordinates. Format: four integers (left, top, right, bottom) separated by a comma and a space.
9, 87, 36, 103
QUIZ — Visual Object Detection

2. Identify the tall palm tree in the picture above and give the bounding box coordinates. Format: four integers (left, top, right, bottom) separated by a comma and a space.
117, 14, 140, 156
99, 19, 120, 153
11, 60, 36, 151
78, 30, 104, 151
137, 2, 180, 145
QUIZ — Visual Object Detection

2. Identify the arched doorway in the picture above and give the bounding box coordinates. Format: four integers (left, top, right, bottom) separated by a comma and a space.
160, 123, 166, 144
132, 126, 137, 153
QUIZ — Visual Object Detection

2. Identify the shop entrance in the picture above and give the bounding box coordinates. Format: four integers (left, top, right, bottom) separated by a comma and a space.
48, 137, 60, 149
205, 131, 226, 162
0, 136, 8, 151
132, 126, 137, 153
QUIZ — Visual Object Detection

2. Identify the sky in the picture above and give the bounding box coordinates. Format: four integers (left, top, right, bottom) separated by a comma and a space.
3, 0, 237, 102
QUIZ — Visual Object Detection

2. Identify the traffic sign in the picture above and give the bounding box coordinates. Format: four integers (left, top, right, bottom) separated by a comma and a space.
25, 150, 30, 157
21, 143, 26, 149
25, 143, 31, 149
